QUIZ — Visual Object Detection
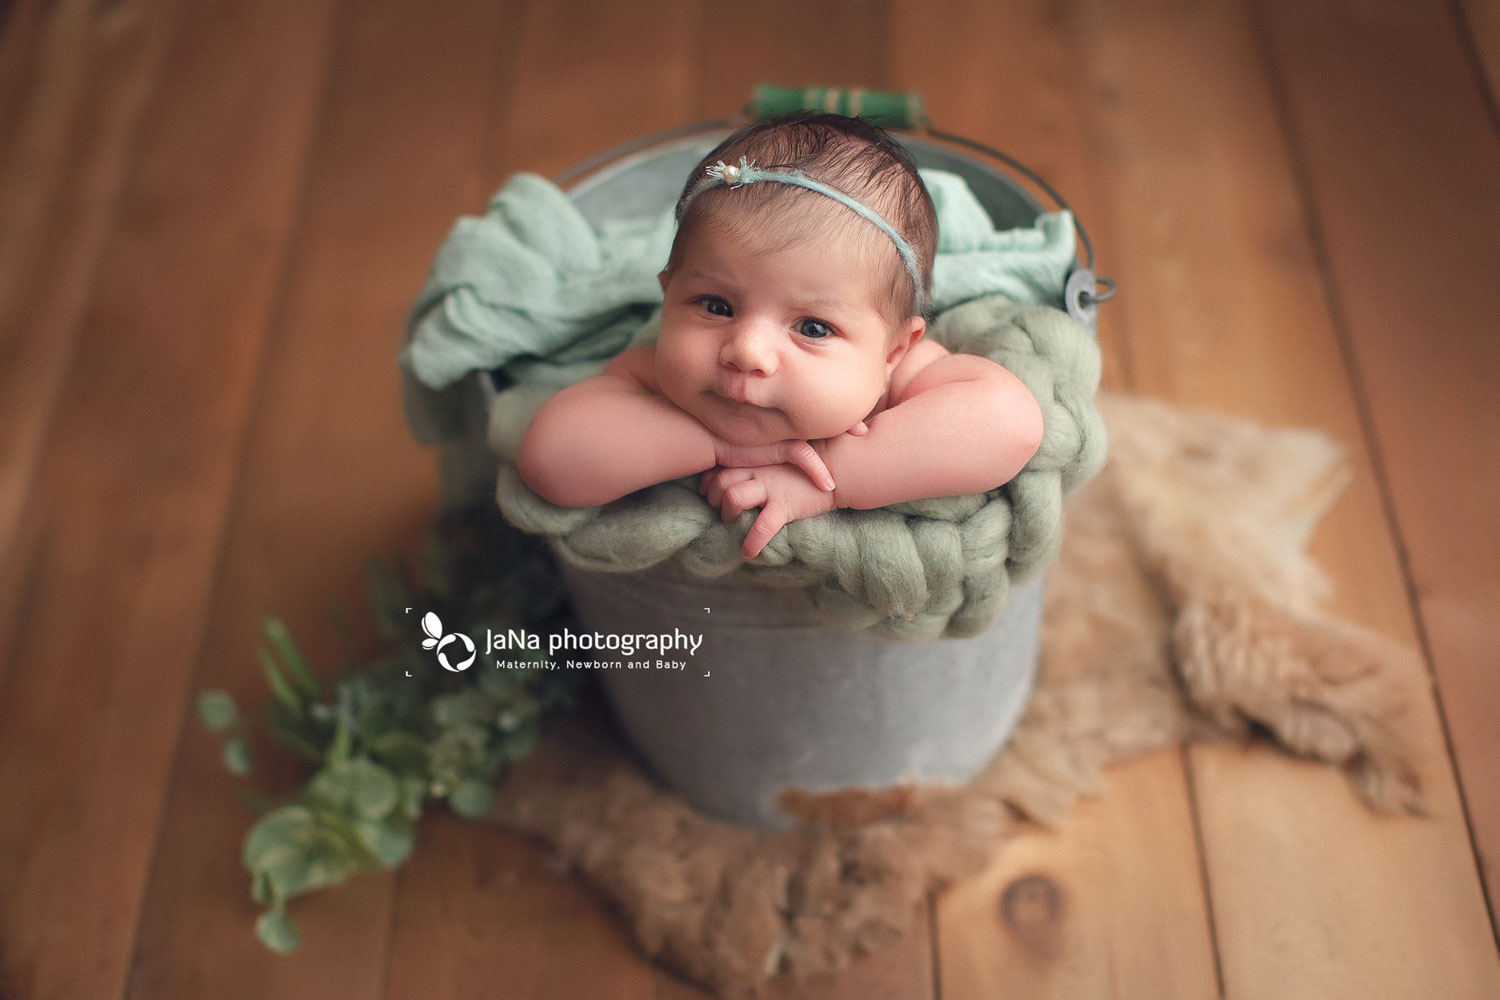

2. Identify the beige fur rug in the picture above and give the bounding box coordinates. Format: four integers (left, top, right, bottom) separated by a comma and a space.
482, 391, 1426, 998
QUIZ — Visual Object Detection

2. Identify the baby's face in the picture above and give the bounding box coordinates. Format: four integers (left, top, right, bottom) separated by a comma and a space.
655, 215, 922, 447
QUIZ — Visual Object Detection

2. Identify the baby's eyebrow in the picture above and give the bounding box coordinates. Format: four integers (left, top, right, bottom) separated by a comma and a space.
795, 295, 849, 310
679, 270, 853, 313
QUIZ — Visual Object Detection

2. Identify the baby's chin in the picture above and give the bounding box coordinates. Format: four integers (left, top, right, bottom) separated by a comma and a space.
705, 413, 851, 447
698, 412, 793, 448
663, 383, 858, 445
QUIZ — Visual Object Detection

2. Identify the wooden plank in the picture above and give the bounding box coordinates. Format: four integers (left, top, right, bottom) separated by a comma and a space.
650, 898, 936, 1000
120, 0, 516, 995
890, 1, 1221, 995
388, 819, 661, 1000
0, 0, 177, 689
1058, 0, 1500, 994
0, 0, 341, 995
491, 0, 697, 182
1253, 0, 1500, 935
682, 0, 892, 124
937, 751, 1220, 999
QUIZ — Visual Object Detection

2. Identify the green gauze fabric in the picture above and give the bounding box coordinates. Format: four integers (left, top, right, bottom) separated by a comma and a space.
398, 168, 1079, 444
489, 294, 1105, 640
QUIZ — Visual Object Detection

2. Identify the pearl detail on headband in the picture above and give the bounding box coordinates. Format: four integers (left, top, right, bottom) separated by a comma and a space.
707, 157, 747, 187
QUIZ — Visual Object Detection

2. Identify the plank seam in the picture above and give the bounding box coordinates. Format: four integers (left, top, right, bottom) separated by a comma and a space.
1242, 0, 1500, 954
926, 888, 942, 1000
1447, 0, 1500, 142
1181, 746, 1228, 999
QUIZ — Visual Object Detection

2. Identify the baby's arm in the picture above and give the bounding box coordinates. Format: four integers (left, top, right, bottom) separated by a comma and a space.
708, 342, 1044, 558
815, 343, 1045, 512
516, 346, 834, 508
517, 348, 716, 507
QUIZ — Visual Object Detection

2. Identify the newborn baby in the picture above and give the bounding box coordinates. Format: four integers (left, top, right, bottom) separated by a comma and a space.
518, 111, 1044, 559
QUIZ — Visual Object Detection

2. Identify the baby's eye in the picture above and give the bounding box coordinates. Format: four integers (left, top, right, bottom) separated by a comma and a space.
695, 295, 732, 317
798, 318, 835, 340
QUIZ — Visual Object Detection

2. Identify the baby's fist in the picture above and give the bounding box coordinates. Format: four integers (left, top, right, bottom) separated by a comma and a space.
699, 463, 837, 559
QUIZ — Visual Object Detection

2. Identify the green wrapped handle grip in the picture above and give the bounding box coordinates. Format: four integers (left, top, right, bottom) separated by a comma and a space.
752, 85, 925, 129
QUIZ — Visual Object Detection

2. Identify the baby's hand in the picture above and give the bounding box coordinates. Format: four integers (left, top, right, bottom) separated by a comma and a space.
712, 438, 836, 492
700, 463, 838, 559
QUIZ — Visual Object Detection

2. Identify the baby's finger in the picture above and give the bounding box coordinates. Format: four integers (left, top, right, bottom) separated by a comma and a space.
705, 466, 754, 508
721, 479, 767, 523
743, 502, 789, 559
847, 419, 870, 436
778, 441, 835, 492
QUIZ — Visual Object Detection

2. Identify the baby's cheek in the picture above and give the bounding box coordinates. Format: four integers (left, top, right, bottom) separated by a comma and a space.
653, 346, 690, 392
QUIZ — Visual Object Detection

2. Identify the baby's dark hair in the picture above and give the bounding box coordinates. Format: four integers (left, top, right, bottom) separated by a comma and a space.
667, 111, 939, 326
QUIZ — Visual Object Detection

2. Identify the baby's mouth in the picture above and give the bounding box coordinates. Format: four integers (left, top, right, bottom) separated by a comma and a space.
710, 388, 773, 411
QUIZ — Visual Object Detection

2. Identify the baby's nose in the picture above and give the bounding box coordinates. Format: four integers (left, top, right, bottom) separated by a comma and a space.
720, 322, 779, 375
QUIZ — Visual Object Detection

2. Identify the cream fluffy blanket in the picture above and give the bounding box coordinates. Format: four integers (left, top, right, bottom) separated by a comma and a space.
483, 391, 1425, 998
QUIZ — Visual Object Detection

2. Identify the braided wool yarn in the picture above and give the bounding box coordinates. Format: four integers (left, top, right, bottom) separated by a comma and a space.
491, 293, 1106, 639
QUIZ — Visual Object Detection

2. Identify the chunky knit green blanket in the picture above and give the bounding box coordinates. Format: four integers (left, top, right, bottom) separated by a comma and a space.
488, 295, 1104, 639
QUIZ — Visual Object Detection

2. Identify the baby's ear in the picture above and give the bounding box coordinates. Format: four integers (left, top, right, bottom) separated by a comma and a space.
657, 268, 671, 293
885, 315, 926, 370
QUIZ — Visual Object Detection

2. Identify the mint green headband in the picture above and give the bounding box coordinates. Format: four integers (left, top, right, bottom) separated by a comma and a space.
677, 155, 927, 315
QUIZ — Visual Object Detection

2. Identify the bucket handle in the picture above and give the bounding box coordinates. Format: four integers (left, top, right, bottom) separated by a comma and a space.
550, 87, 1116, 321
752, 86, 1114, 316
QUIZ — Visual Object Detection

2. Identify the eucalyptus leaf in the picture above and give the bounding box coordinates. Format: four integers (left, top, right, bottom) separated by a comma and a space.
327, 717, 353, 766
224, 504, 583, 956
244, 806, 316, 870
354, 818, 415, 867
256, 845, 316, 899
347, 759, 399, 821
270, 725, 326, 763
310, 810, 385, 871
449, 779, 493, 820
251, 868, 274, 905
429, 693, 474, 728
309, 765, 354, 811
256, 907, 301, 954
303, 851, 362, 891
223, 737, 252, 776
400, 776, 427, 821
197, 690, 239, 734
501, 723, 539, 762
371, 731, 429, 773
258, 648, 302, 712
265, 619, 319, 697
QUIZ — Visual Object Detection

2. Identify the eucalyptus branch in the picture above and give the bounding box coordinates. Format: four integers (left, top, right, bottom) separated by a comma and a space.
196, 503, 583, 953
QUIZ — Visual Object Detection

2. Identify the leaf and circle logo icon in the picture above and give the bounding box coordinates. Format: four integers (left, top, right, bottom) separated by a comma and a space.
421, 612, 476, 672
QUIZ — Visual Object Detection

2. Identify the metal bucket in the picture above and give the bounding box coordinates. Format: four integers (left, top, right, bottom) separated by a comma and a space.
559, 554, 1047, 829
467, 123, 1096, 829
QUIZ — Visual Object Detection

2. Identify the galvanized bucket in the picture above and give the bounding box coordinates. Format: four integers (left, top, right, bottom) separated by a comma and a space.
456, 112, 1103, 829
558, 556, 1048, 829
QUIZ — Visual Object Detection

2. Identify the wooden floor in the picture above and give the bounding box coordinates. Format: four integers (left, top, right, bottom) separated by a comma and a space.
1, 0, 1498, 996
